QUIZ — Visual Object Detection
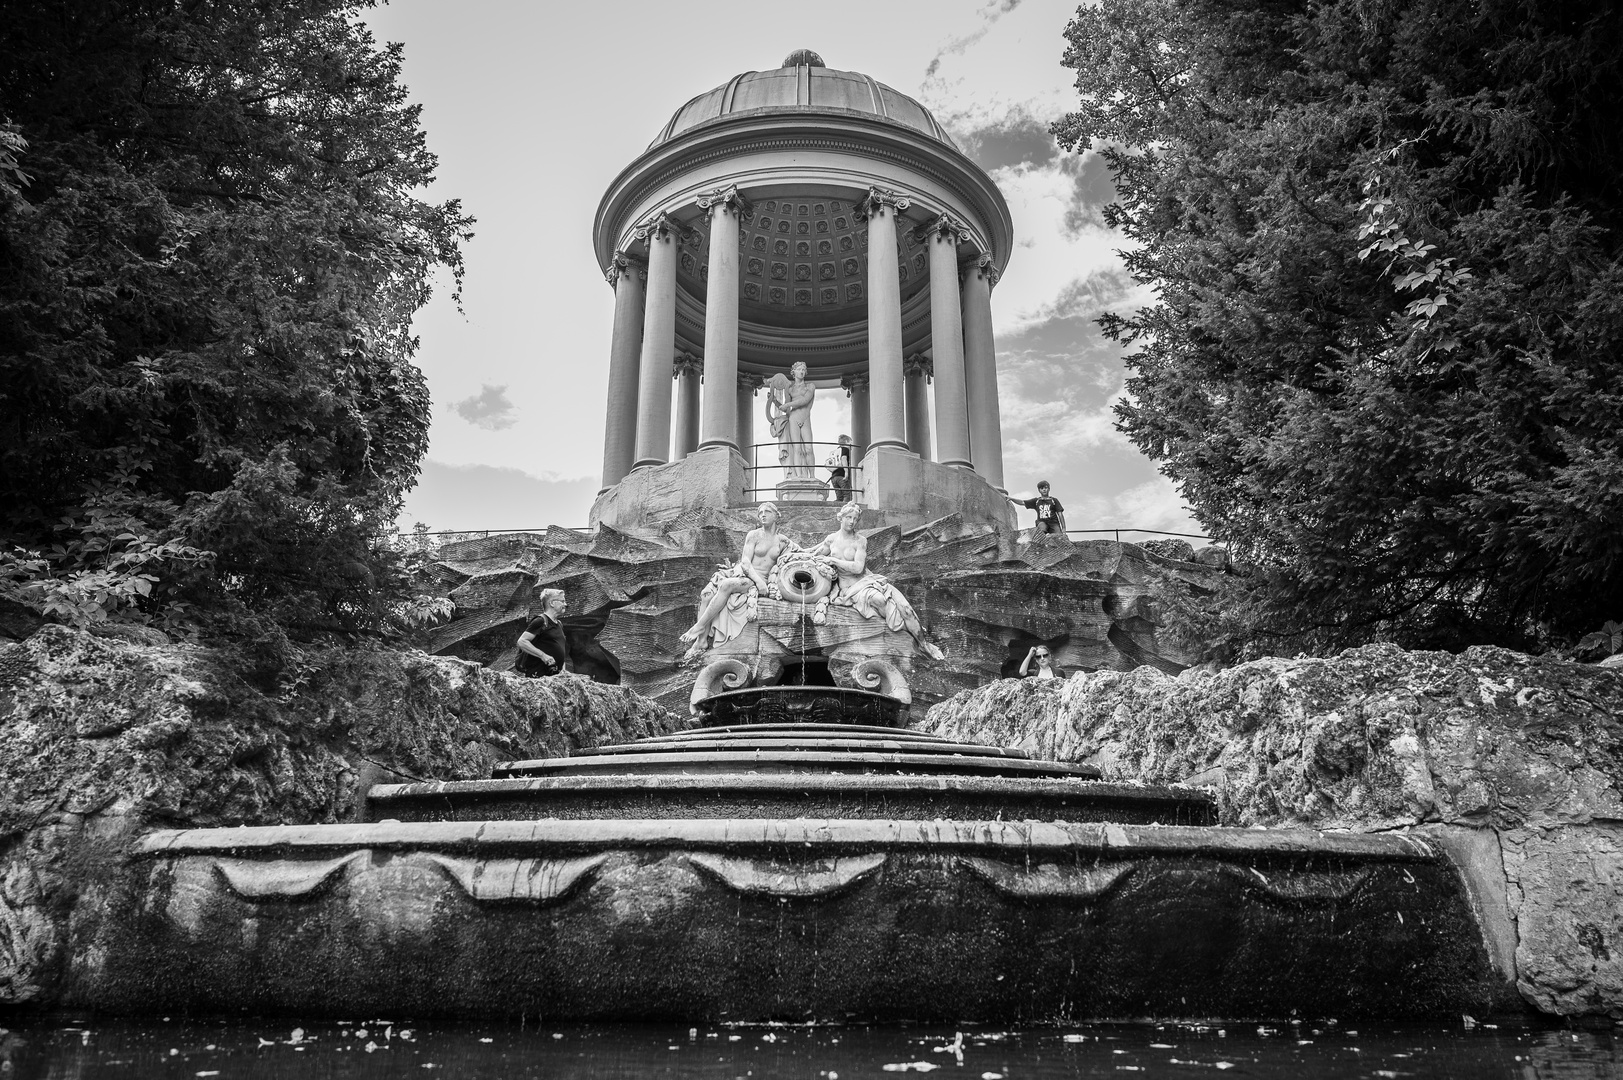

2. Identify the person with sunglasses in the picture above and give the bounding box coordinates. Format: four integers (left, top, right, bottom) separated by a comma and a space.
1019, 644, 1060, 680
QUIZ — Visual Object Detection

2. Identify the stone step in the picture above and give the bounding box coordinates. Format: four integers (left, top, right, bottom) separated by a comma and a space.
491, 748, 1099, 780
569, 736, 1034, 759
616, 722, 953, 743
366, 774, 1216, 826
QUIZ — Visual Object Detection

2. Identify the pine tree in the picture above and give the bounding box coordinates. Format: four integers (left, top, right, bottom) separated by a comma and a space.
1055, 0, 1623, 652
0, 0, 470, 639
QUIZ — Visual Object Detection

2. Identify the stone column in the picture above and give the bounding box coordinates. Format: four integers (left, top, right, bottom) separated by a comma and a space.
672, 353, 702, 460
632, 214, 681, 469
904, 354, 933, 461
599, 251, 646, 491
736, 373, 761, 469
841, 372, 870, 461
961, 253, 1006, 490
860, 187, 910, 453
925, 216, 972, 469
697, 186, 746, 452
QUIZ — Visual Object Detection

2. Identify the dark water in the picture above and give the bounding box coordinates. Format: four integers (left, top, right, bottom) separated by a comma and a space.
0, 1016, 1617, 1079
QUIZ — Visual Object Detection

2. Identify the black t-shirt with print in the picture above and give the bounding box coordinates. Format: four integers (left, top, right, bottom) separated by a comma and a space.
1021, 495, 1065, 533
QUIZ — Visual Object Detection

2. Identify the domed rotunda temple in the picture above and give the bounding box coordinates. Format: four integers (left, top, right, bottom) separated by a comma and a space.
591, 51, 1015, 532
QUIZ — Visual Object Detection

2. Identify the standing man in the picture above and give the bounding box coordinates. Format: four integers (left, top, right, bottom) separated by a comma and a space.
515, 588, 570, 676
826, 434, 853, 502
1007, 480, 1067, 537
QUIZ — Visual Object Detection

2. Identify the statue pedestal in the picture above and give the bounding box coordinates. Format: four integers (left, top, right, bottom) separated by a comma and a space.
776, 477, 829, 502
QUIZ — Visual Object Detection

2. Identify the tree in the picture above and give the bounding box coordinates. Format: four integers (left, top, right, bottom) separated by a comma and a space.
0, 0, 470, 639
1054, 0, 1623, 654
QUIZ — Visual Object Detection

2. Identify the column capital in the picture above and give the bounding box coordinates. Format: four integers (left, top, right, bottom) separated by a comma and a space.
840, 371, 870, 395
633, 212, 692, 247
914, 213, 970, 246
962, 252, 1001, 288
606, 249, 647, 287
673, 353, 704, 380
696, 184, 753, 222
738, 372, 765, 392
904, 354, 933, 380
856, 186, 912, 220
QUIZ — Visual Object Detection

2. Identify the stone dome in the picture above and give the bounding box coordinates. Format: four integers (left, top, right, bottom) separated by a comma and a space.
648, 52, 958, 150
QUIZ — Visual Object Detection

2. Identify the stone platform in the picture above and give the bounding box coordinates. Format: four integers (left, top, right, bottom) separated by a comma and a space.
66, 716, 1503, 1022
101, 818, 1494, 1021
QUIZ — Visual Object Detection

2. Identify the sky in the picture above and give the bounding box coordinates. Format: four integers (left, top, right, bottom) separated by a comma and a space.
363, 0, 1200, 538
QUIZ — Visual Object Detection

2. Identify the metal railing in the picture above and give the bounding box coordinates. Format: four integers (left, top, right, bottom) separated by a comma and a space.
398, 525, 1212, 543
1061, 528, 1211, 542
742, 440, 862, 501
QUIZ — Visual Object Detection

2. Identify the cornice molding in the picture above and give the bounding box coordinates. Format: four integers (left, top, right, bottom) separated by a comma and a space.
595, 116, 1011, 274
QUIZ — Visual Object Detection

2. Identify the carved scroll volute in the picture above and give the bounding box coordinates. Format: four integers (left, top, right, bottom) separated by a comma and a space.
691, 657, 753, 712
605, 249, 646, 287
962, 250, 1001, 289
696, 184, 753, 223
855, 186, 912, 220
849, 658, 911, 704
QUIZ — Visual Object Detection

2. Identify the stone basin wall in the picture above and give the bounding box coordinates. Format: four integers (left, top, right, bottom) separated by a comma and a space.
923, 644, 1623, 1019
0, 626, 681, 1005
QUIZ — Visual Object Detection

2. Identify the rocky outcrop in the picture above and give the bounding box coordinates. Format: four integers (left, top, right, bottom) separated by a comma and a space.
0, 626, 681, 1004
420, 510, 1220, 714
923, 644, 1623, 1018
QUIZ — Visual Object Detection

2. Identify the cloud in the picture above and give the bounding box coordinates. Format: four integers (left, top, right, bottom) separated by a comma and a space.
991, 262, 1173, 519
1058, 150, 1116, 235
936, 105, 1059, 172
1109, 479, 1201, 535
925, 0, 1026, 77
398, 461, 598, 532
1015, 263, 1139, 329
448, 383, 517, 430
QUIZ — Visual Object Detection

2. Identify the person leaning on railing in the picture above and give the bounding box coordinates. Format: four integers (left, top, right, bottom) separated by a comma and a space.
826, 435, 853, 502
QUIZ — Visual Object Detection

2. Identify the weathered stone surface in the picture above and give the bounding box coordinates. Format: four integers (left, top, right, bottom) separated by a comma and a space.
923, 644, 1623, 1017
0, 625, 680, 1005
67, 820, 1495, 1021
422, 511, 1217, 714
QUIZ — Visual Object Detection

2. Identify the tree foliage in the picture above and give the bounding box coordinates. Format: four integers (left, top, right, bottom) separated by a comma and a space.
0, 0, 470, 639
1056, 0, 1623, 653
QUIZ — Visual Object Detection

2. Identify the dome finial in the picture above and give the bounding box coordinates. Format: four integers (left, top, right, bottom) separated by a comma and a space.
782, 49, 825, 69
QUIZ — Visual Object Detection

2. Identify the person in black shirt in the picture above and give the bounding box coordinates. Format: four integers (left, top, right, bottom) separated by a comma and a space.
1007, 480, 1067, 536
826, 434, 853, 502
515, 588, 570, 676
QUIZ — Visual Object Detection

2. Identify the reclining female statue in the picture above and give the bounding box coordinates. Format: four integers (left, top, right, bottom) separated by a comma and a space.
811, 501, 945, 660
679, 502, 796, 660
